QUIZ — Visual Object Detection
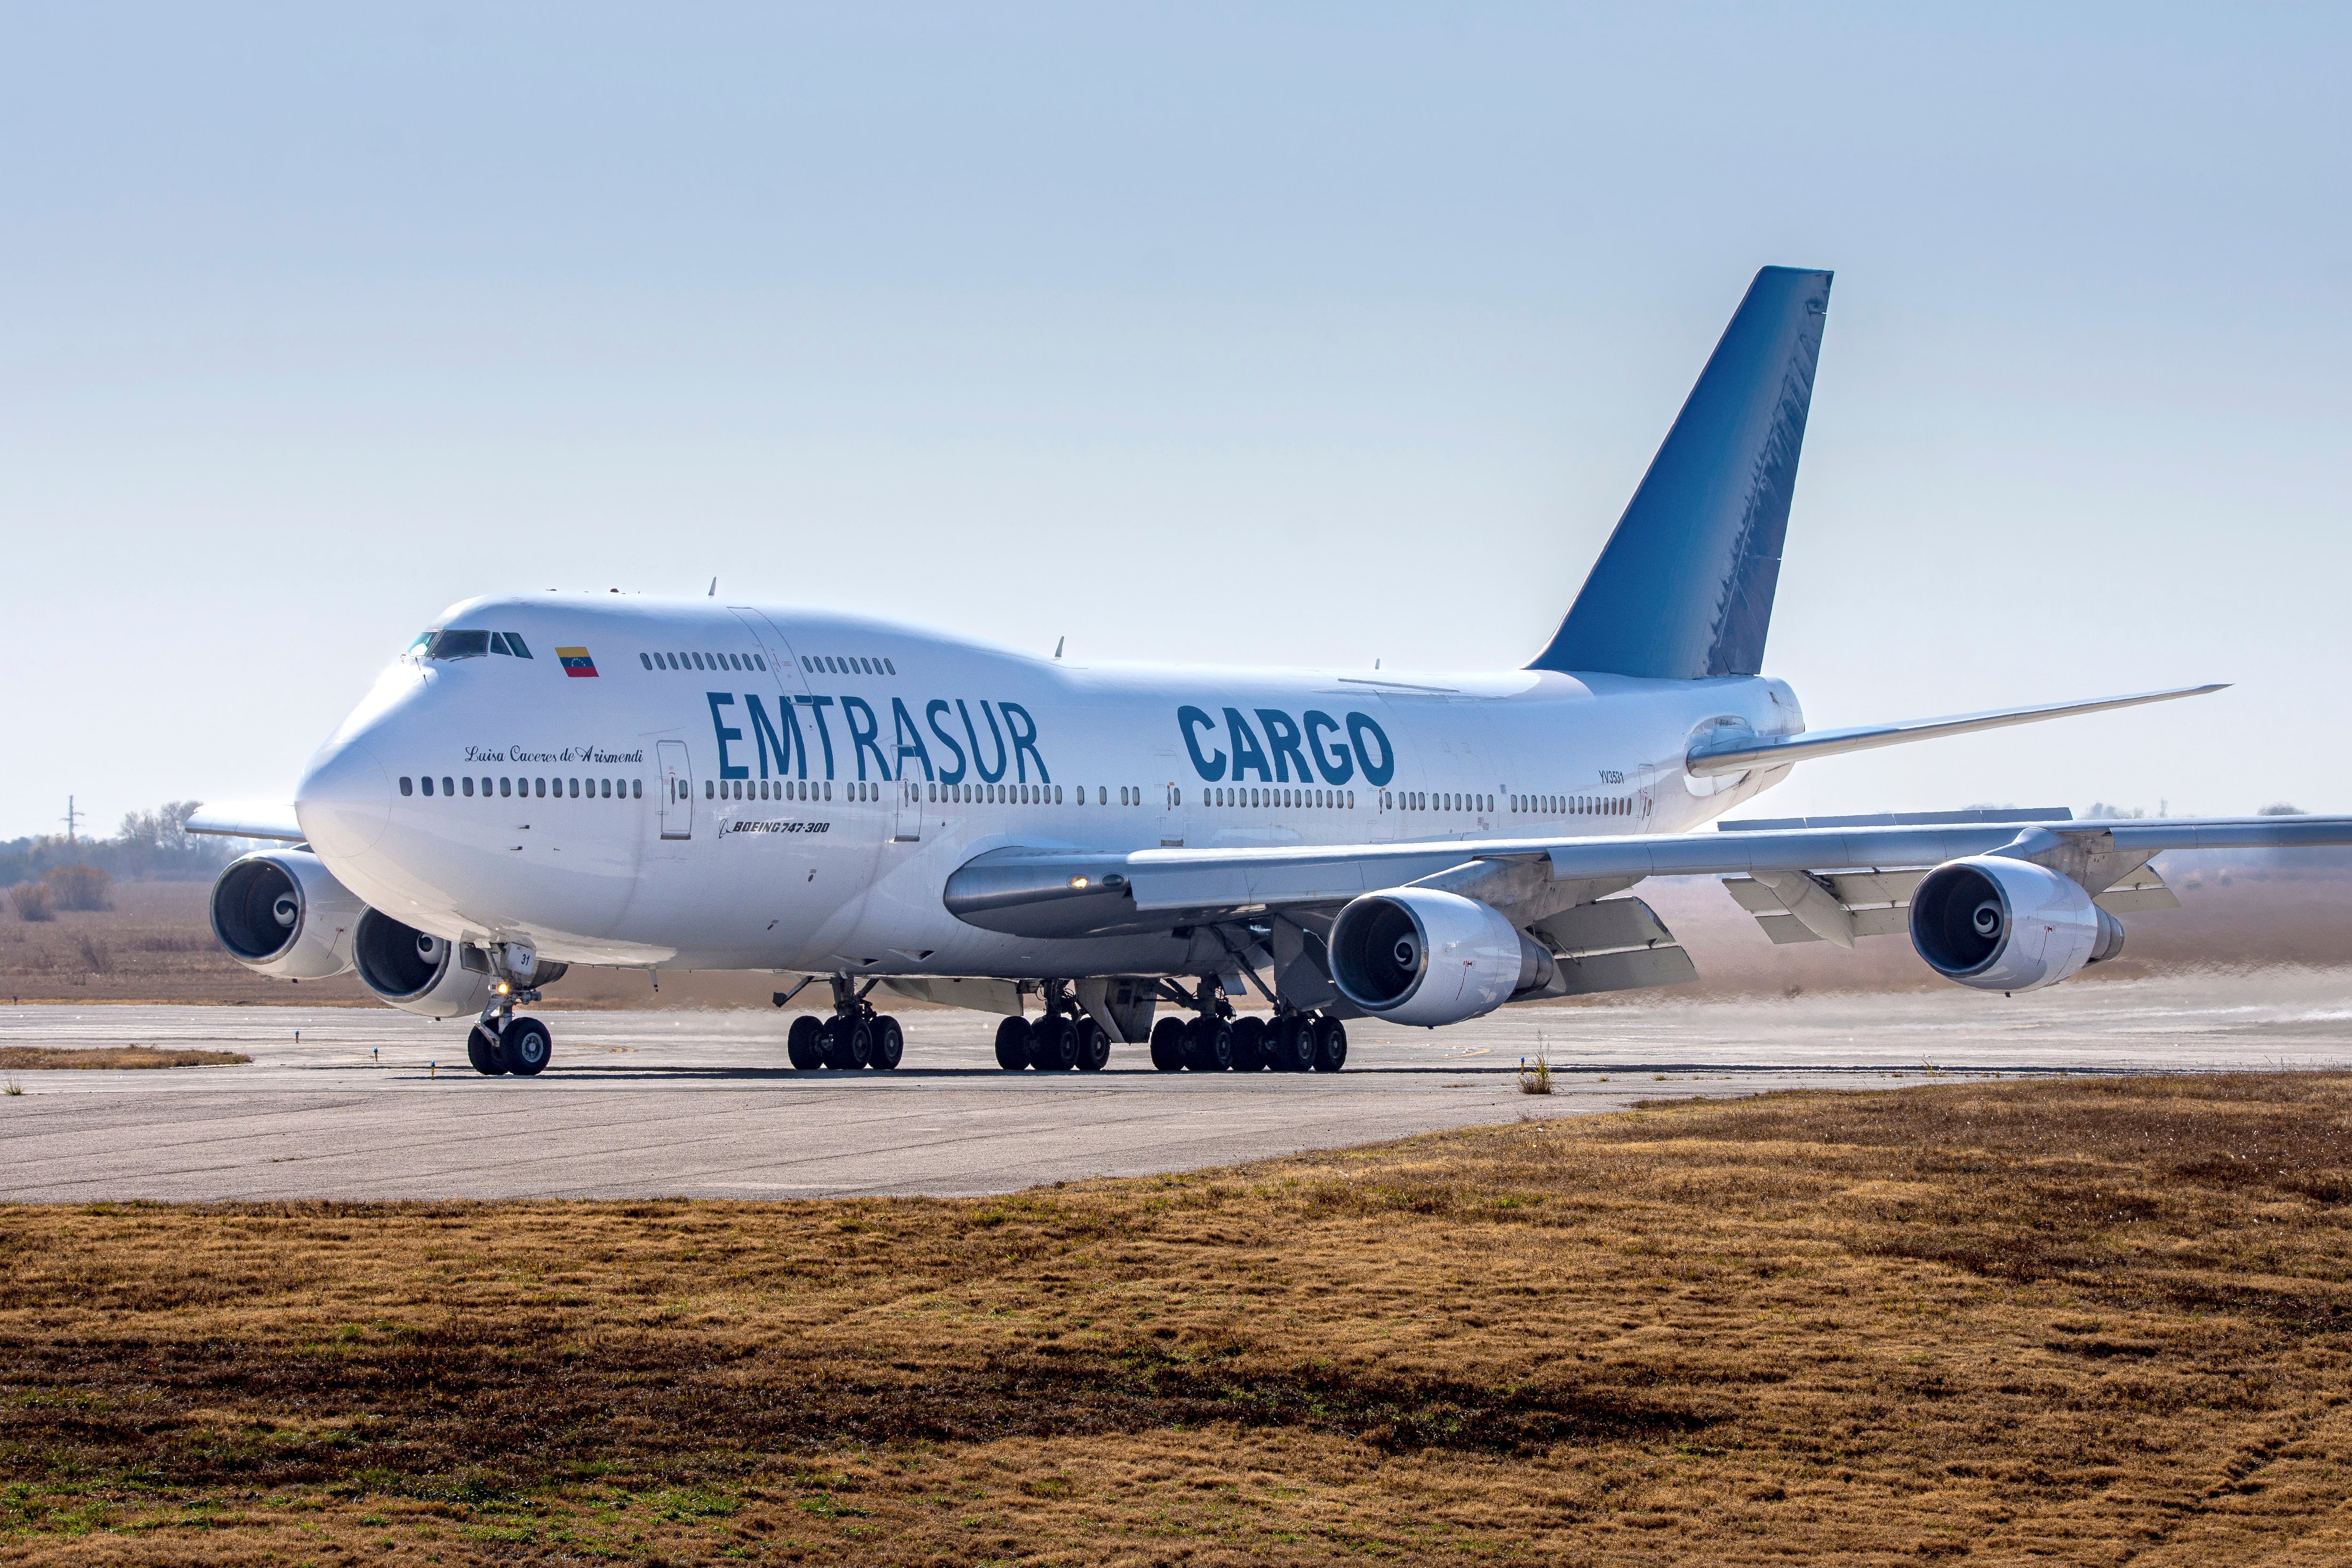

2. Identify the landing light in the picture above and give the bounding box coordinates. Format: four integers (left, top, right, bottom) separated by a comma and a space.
493, 981, 511, 995
1068, 876, 1089, 890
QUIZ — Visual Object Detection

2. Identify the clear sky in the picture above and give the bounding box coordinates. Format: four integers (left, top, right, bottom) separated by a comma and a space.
4, 4, 2347, 839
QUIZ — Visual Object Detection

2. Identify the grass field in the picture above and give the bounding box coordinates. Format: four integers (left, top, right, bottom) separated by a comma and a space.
3, 1074, 2349, 1565
0, 1047, 248, 1071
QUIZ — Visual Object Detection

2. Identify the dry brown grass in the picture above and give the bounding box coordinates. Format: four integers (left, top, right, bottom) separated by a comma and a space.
0, 1047, 249, 1071
3, 1073, 2350, 1563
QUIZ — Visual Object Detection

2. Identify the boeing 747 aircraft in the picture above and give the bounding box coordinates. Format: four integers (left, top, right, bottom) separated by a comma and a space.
190, 267, 2351, 1078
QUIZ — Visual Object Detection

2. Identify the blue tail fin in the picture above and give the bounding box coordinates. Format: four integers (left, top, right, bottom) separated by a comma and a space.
1529, 265, 1831, 680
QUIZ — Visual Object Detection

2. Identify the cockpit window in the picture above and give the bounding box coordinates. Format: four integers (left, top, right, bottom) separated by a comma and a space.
423, 629, 493, 659
502, 632, 532, 659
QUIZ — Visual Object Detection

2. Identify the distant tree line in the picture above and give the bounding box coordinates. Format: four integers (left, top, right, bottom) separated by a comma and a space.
0, 802, 263, 888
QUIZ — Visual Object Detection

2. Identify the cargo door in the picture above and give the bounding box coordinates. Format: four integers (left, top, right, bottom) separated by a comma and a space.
658, 740, 694, 840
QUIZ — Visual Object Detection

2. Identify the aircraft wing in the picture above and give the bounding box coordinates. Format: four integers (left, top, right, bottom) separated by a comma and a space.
946, 812, 2352, 940
1685, 685, 2227, 777
183, 802, 305, 843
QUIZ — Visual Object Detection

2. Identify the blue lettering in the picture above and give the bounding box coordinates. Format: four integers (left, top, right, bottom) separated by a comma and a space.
1222, 707, 1272, 783
892, 698, 937, 781
1303, 710, 1354, 785
1179, 706, 1226, 780
1001, 702, 1048, 784
842, 696, 892, 781
959, 699, 1007, 783
707, 692, 748, 780
1257, 709, 1311, 784
745, 694, 806, 779
1347, 711, 1395, 788
794, 695, 838, 779
925, 699, 968, 784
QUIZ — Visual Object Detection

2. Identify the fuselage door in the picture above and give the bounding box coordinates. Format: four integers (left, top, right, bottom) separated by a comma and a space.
658, 740, 694, 840
893, 776, 921, 843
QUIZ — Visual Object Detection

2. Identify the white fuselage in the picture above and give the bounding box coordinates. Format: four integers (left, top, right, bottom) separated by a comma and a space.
294, 594, 1802, 978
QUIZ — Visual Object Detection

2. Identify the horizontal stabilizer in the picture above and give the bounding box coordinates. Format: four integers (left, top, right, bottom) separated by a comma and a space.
184, 802, 304, 843
1685, 685, 2226, 778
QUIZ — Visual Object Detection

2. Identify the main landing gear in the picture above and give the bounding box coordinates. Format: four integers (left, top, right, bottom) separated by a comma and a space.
993, 981, 1112, 1072
1148, 1009, 1345, 1073
784, 974, 905, 1072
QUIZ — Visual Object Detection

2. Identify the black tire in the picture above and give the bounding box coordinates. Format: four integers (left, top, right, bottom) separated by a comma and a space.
787, 1014, 825, 1071
1269, 1013, 1314, 1073
467, 1024, 506, 1076
827, 1018, 873, 1070
1186, 1016, 1233, 1072
1030, 1014, 1079, 1071
1075, 1016, 1111, 1072
1229, 1015, 1267, 1072
870, 1014, 904, 1070
994, 1015, 1033, 1071
1311, 1013, 1348, 1072
1148, 1015, 1186, 1072
501, 1016, 552, 1077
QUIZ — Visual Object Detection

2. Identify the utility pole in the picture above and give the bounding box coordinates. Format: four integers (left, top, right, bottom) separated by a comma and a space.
62, 795, 80, 844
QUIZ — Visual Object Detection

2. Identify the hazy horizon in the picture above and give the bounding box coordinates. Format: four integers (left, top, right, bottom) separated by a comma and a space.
5, 5, 2348, 838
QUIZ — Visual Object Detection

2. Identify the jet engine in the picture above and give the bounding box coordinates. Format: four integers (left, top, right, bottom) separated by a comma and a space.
1329, 888, 1556, 1026
1908, 855, 2125, 993
208, 849, 365, 979
353, 909, 499, 1019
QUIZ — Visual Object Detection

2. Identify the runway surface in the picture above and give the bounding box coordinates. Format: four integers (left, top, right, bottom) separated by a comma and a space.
4, 970, 2350, 1202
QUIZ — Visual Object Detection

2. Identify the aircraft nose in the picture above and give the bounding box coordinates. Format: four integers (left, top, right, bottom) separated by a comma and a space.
296, 738, 393, 860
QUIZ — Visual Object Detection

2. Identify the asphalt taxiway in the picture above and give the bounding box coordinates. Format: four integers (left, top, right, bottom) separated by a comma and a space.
4, 970, 2349, 1202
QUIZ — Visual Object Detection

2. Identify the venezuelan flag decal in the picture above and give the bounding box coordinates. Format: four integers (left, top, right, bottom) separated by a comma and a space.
556, 646, 598, 678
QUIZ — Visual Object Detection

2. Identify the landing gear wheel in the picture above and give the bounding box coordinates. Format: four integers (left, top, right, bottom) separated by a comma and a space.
1075, 1016, 1111, 1072
1229, 1015, 1267, 1072
467, 1024, 507, 1076
870, 1014, 904, 1070
1148, 1015, 1186, 1072
994, 1015, 1033, 1072
825, 1017, 873, 1070
1185, 1016, 1233, 1072
787, 1014, 825, 1071
1029, 1014, 1079, 1071
1269, 1013, 1315, 1073
501, 1016, 552, 1077
1311, 1013, 1348, 1072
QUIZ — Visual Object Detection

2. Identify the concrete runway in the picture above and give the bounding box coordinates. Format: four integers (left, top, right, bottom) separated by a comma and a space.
4, 970, 2350, 1202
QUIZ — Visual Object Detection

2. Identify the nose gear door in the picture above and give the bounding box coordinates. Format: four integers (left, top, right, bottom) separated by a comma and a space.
658, 740, 694, 840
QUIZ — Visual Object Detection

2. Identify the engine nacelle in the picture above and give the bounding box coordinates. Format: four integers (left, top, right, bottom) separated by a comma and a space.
208, 850, 364, 979
1909, 855, 2125, 993
1329, 888, 1555, 1027
353, 908, 499, 1019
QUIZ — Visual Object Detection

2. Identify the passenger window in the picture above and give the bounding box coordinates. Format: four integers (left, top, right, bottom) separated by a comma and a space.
400, 777, 413, 796
884, 659, 896, 675
632, 779, 641, 798
753, 654, 764, 670
640, 653, 652, 669
462, 777, 474, 796
500, 778, 511, 797
535, 778, 546, 797
443, 776, 455, 796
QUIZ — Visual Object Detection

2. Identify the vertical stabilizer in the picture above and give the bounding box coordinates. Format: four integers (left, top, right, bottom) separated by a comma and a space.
1529, 266, 1831, 680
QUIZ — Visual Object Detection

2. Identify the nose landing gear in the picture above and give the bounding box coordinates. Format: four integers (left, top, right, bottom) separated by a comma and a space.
783, 975, 905, 1071
469, 943, 553, 1076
